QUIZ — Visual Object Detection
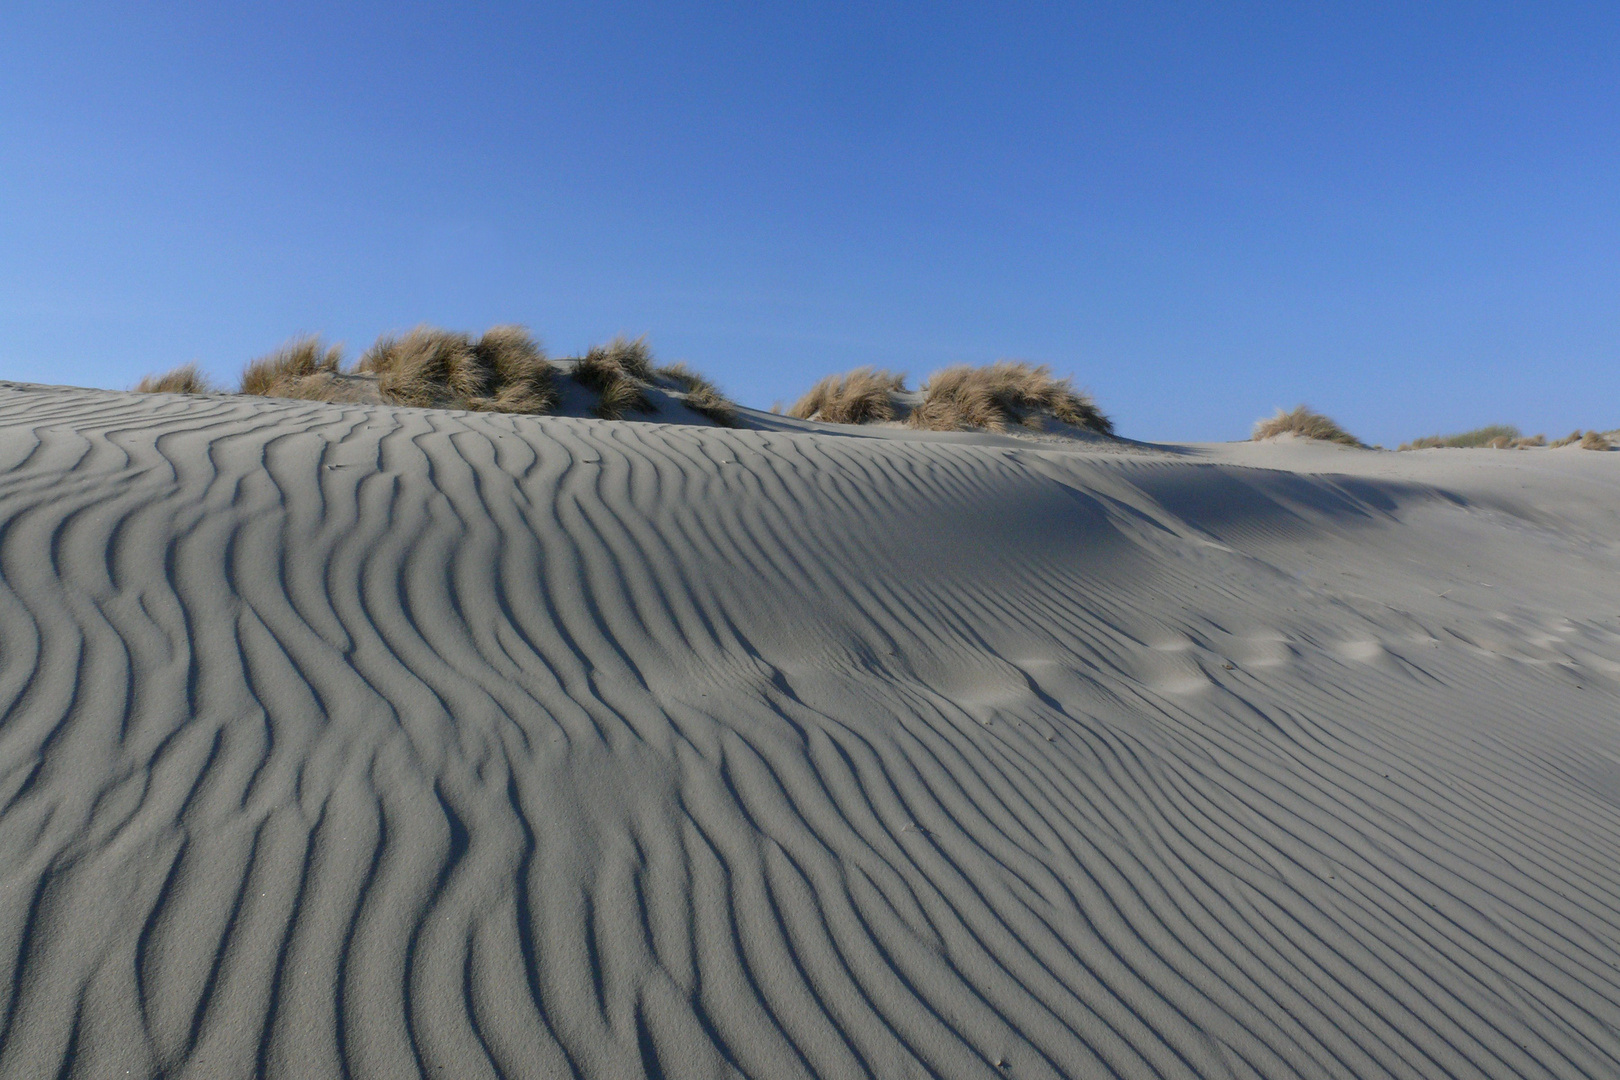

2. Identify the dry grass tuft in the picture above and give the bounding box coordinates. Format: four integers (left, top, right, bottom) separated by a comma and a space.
657, 363, 737, 426
908, 361, 1113, 435
572, 339, 656, 419
356, 325, 559, 412
788, 368, 908, 424
1514, 434, 1547, 448
241, 336, 344, 397
472, 325, 556, 413
136, 363, 215, 395
585, 336, 655, 382
590, 375, 654, 420
1551, 430, 1585, 448
1581, 430, 1612, 451
1400, 424, 1520, 451
1252, 405, 1364, 447
359, 326, 488, 407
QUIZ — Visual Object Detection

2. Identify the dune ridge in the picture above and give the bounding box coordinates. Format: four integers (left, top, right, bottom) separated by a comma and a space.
1, 383, 1619, 1078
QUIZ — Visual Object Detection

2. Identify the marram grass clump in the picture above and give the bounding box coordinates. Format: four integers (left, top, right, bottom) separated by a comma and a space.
358, 326, 492, 407
789, 368, 908, 425
570, 337, 657, 420
656, 362, 737, 426
1399, 424, 1521, 451
909, 361, 1112, 435
473, 325, 559, 414
238, 324, 558, 413
240, 336, 347, 401
1252, 406, 1365, 447
135, 363, 215, 395
1547, 430, 1615, 449
130, 326, 741, 423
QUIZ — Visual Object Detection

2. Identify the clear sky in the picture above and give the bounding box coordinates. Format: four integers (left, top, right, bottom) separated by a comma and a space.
3, 2, 1617, 444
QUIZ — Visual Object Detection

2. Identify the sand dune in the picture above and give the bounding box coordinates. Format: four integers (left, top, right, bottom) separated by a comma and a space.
1, 382, 1618, 1078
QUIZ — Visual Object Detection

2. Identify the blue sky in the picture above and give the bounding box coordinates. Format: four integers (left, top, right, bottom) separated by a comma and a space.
3, 2, 1617, 444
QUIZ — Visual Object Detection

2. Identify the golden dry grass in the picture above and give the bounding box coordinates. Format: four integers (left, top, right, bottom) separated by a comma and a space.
1550, 430, 1583, 448
788, 368, 907, 424
354, 325, 557, 413
1252, 405, 1365, 447
657, 363, 737, 426
135, 364, 215, 395
240, 337, 344, 398
472, 325, 557, 414
1581, 431, 1612, 450
908, 361, 1113, 435
359, 326, 489, 407
572, 339, 656, 420
1400, 424, 1520, 451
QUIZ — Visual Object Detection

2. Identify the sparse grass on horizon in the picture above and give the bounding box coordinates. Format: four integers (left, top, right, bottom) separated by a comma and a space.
130, 326, 737, 424
135, 363, 215, 395
1581, 430, 1613, 450
788, 368, 908, 424
240, 336, 346, 401
1399, 424, 1520, 451
908, 361, 1113, 435
1252, 406, 1364, 447
657, 362, 737, 426
571, 338, 657, 420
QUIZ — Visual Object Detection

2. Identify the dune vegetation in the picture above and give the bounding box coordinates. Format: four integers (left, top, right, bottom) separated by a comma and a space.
655, 361, 738, 426
1252, 405, 1365, 447
1394, 425, 1620, 451
788, 367, 909, 425
133, 362, 215, 395
1398, 425, 1567, 450
239, 336, 352, 402
909, 361, 1112, 434
1400, 424, 1522, 450
133, 326, 738, 424
788, 361, 1112, 435
357, 325, 556, 412
569, 336, 657, 420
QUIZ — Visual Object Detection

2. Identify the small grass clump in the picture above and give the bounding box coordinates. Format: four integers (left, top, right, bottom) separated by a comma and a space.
240, 336, 346, 400
657, 362, 737, 426
908, 361, 1112, 435
1400, 424, 1520, 451
359, 326, 489, 407
1548, 429, 1613, 449
788, 368, 908, 424
473, 325, 557, 414
571, 337, 656, 419
356, 325, 557, 413
135, 363, 215, 395
1252, 405, 1365, 447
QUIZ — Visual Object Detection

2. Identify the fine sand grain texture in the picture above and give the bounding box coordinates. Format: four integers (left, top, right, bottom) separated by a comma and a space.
1, 383, 1619, 1078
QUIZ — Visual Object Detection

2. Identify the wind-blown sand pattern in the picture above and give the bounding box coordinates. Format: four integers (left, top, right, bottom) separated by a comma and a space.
2, 383, 1619, 1079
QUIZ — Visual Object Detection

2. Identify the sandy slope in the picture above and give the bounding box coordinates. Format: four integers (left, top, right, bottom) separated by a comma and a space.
1, 383, 1618, 1079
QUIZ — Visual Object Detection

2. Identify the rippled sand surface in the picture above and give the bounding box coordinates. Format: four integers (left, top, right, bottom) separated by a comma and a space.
2, 383, 1618, 1079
